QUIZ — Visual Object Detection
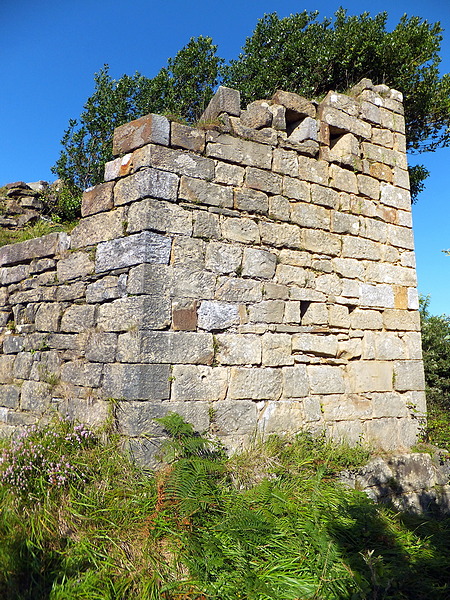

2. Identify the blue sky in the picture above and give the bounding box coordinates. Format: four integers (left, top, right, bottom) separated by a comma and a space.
1, 0, 449, 315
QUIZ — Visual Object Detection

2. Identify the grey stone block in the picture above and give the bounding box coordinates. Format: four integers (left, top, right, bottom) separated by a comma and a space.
228, 367, 283, 400
112, 113, 169, 155
127, 198, 192, 236
0, 384, 21, 408
85, 333, 117, 363
133, 144, 214, 180
103, 363, 171, 400
0, 233, 69, 267
97, 296, 170, 332
70, 208, 126, 249
116, 331, 213, 365
171, 365, 229, 401
205, 242, 242, 274
114, 167, 178, 205
56, 252, 95, 282
179, 176, 233, 209
20, 380, 51, 412
95, 231, 172, 273
61, 305, 96, 333
60, 361, 103, 387
200, 86, 241, 121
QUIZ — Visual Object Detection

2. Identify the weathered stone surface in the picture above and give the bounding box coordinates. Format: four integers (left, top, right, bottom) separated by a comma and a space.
193, 210, 221, 240
0, 233, 69, 267
242, 248, 276, 279
228, 367, 283, 400
216, 334, 261, 365
57, 251, 94, 282
60, 361, 103, 387
221, 216, 260, 244
308, 365, 345, 394
70, 208, 125, 249
81, 182, 114, 217
86, 274, 127, 303
394, 360, 425, 391
127, 198, 192, 236
360, 284, 394, 308
127, 264, 171, 296
240, 100, 272, 129
172, 269, 216, 299
117, 331, 213, 364
259, 221, 302, 249
197, 301, 240, 331
206, 134, 272, 169
20, 380, 51, 412
172, 300, 198, 331
301, 229, 341, 256
1, 264, 30, 285
60, 305, 96, 333
347, 361, 393, 392
293, 334, 338, 357
0, 384, 21, 408
179, 175, 233, 209
85, 332, 117, 363
104, 153, 133, 181
114, 167, 178, 205
269, 195, 290, 221
282, 364, 309, 398
171, 122, 206, 152
249, 300, 285, 323
200, 86, 241, 121
96, 231, 171, 273
383, 309, 420, 331
103, 363, 170, 400
234, 187, 269, 214
113, 113, 169, 155
272, 90, 316, 121
297, 155, 328, 185
97, 296, 170, 331
291, 202, 330, 230
215, 161, 245, 186
35, 302, 62, 332
262, 333, 293, 366
273, 148, 298, 175
133, 144, 214, 180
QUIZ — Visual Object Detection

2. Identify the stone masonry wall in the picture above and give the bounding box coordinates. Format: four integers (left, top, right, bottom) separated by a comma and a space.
0, 79, 426, 465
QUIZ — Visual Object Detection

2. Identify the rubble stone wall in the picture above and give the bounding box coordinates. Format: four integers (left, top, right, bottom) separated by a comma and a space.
0, 80, 426, 464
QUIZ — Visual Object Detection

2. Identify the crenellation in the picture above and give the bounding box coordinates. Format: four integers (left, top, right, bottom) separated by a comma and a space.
0, 79, 426, 459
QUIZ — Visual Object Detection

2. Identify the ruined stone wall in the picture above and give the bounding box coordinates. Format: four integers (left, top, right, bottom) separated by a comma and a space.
0, 80, 426, 464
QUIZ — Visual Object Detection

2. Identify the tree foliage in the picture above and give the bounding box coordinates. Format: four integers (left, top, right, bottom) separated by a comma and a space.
53, 10, 450, 213
420, 296, 450, 410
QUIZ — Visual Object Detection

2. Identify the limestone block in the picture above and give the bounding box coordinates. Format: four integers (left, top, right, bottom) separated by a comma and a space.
272, 148, 298, 175
282, 364, 309, 398
87, 274, 127, 302
213, 400, 258, 435
127, 198, 192, 236
337, 338, 362, 359
289, 116, 318, 143
308, 365, 345, 394
245, 166, 282, 195
320, 105, 371, 139
20, 380, 51, 412
357, 174, 380, 200
114, 168, 178, 206
215, 161, 245, 186
104, 154, 133, 181
228, 367, 283, 400
373, 332, 405, 360
360, 101, 381, 125
380, 182, 411, 210
200, 86, 241, 121
126, 264, 171, 297
205, 241, 242, 274
221, 216, 260, 244
284, 301, 301, 323
329, 164, 358, 193
197, 300, 240, 331
350, 308, 383, 330
347, 361, 393, 392
133, 144, 214, 180
397, 210, 413, 228
261, 333, 293, 366
113, 113, 169, 155
362, 143, 407, 170
283, 177, 310, 201
393, 167, 410, 189
301, 303, 328, 326
360, 284, 394, 308
103, 363, 170, 400
240, 100, 273, 129
61, 304, 96, 333
401, 252, 416, 268
364, 418, 399, 451
297, 155, 328, 185
388, 224, 415, 250
3, 334, 24, 354
372, 128, 394, 147
172, 269, 217, 299
301, 230, 341, 256
269, 195, 290, 221
206, 133, 272, 169
291, 202, 330, 230
96, 231, 171, 273
329, 304, 350, 328
249, 300, 285, 323
171, 365, 229, 401
327, 132, 360, 167
179, 175, 233, 209
60, 361, 103, 387
193, 210, 221, 240
1, 264, 30, 285
57, 252, 95, 282
172, 237, 206, 270
35, 303, 62, 332
259, 221, 301, 250
263, 282, 289, 300
97, 296, 170, 332
368, 162, 393, 182
331, 211, 359, 235
275, 264, 308, 287
0, 384, 20, 408
371, 392, 408, 418
342, 237, 382, 261
269, 104, 287, 130
85, 332, 117, 363
234, 187, 269, 214
171, 122, 206, 152
81, 182, 114, 217
383, 309, 420, 331
271, 90, 316, 121
293, 333, 338, 357
0, 232, 69, 267
365, 263, 416, 287
216, 334, 261, 365
323, 91, 360, 116
70, 208, 126, 249
56, 282, 87, 302
322, 394, 372, 421
229, 118, 278, 145
407, 288, 419, 310
394, 360, 425, 391
332, 258, 365, 280
117, 331, 213, 364
242, 247, 276, 279
315, 273, 342, 296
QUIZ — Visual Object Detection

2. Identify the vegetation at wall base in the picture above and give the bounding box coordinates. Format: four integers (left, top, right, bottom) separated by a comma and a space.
0, 414, 449, 599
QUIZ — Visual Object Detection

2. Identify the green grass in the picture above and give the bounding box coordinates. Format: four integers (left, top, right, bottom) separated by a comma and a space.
0, 219, 78, 248
0, 414, 449, 600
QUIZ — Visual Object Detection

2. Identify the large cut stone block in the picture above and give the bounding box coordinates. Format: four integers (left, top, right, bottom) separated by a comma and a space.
171, 365, 229, 401
179, 176, 233, 208
117, 330, 213, 364
70, 208, 126, 248
0, 233, 69, 266
81, 182, 114, 217
133, 144, 214, 180
114, 168, 178, 205
127, 198, 192, 236
206, 134, 272, 169
347, 361, 393, 392
228, 367, 283, 400
393, 360, 425, 391
307, 365, 345, 394
197, 301, 240, 331
97, 296, 171, 331
200, 86, 241, 121
113, 113, 169, 155
216, 334, 261, 365
103, 364, 170, 400
96, 231, 171, 273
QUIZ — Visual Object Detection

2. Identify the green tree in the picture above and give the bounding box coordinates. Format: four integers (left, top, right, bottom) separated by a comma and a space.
52, 36, 222, 197
223, 9, 450, 200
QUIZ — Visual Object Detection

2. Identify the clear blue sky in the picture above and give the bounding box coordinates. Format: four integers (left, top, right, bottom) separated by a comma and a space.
1, 0, 449, 315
